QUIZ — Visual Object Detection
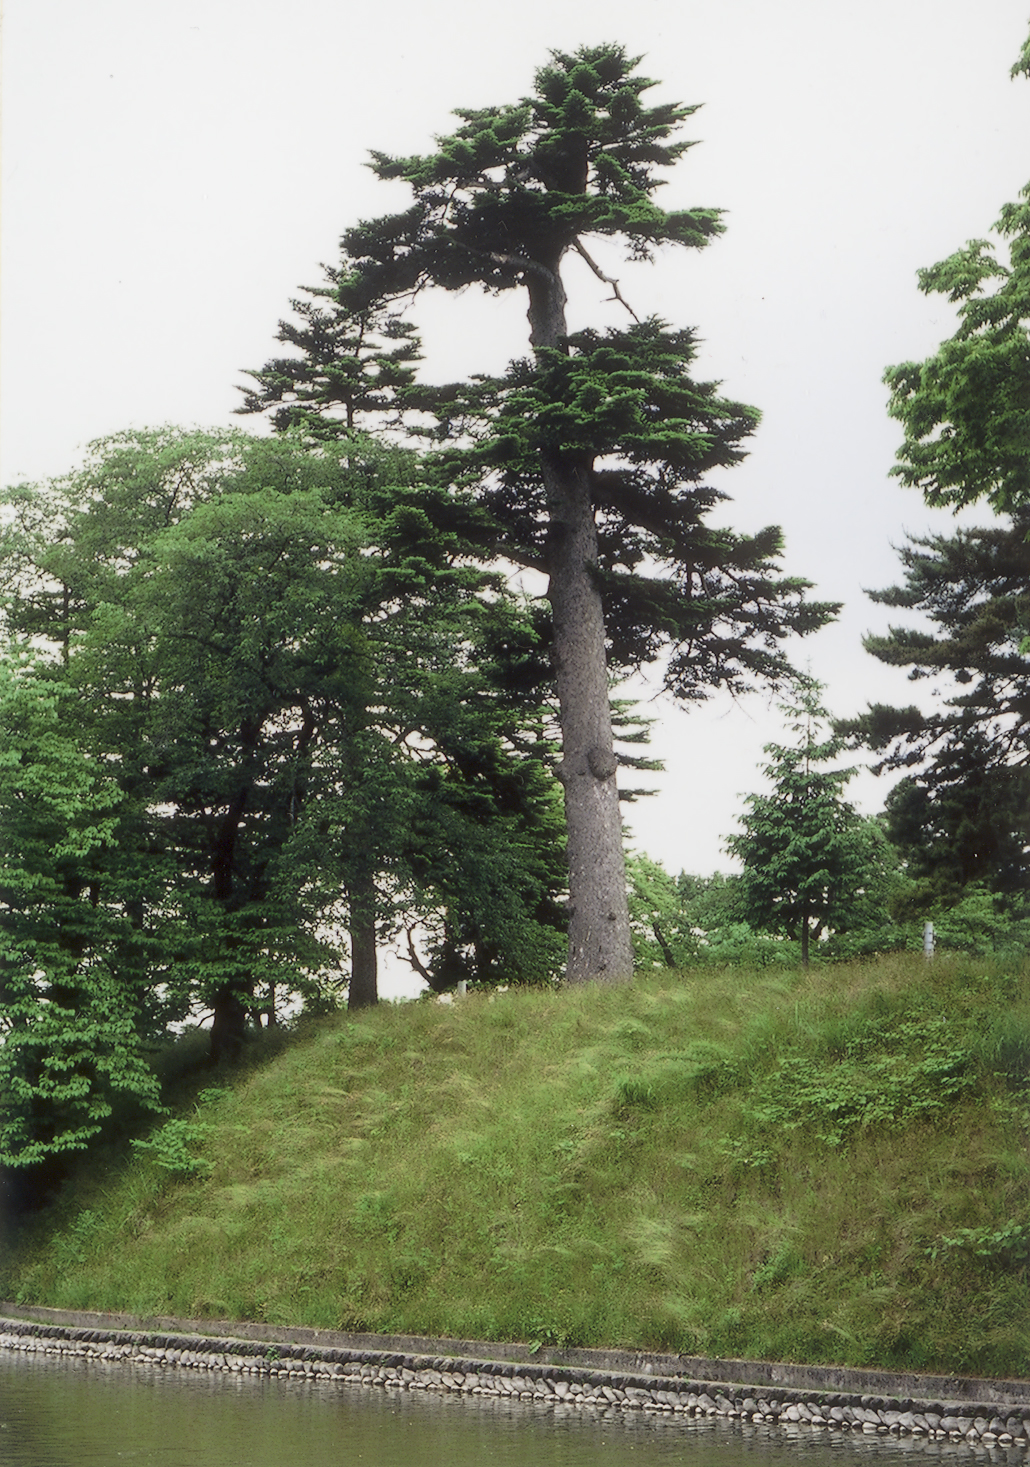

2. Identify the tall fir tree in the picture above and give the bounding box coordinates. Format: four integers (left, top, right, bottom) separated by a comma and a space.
243, 45, 835, 983
840, 518, 1030, 904
237, 271, 423, 439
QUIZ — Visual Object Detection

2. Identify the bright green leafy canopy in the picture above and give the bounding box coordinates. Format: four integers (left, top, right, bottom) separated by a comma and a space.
884, 183, 1030, 513
0, 428, 569, 1169
0, 658, 163, 1168
884, 37, 1030, 515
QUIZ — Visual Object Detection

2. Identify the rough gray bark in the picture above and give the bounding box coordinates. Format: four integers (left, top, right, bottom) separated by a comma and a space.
527, 263, 634, 985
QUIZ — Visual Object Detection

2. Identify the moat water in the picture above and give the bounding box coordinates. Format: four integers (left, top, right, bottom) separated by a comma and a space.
1, 1348, 1020, 1467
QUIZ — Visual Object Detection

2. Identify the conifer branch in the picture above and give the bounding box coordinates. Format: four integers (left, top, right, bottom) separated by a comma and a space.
481, 249, 560, 287
572, 239, 640, 321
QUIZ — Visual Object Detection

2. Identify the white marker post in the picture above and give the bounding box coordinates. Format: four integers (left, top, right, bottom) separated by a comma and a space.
923, 921, 935, 959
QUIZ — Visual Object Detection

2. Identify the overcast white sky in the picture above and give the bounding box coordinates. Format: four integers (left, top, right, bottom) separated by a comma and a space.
3, 1, 1029, 908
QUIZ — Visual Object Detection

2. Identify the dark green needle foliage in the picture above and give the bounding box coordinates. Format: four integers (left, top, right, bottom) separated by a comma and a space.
727, 680, 879, 967
445, 319, 834, 695
343, 43, 722, 311
237, 268, 423, 438
840, 517, 1030, 906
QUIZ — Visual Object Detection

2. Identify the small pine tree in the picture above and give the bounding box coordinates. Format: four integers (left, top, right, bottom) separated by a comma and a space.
726, 680, 871, 967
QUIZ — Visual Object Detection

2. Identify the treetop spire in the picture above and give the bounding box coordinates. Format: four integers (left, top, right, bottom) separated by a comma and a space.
344, 42, 723, 322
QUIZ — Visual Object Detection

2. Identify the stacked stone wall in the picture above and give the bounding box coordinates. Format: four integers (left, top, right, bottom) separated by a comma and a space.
3, 1312, 1029, 1450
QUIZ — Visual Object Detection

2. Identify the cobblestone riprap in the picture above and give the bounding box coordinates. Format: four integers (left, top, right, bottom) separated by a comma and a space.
3, 1315, 1029, 1452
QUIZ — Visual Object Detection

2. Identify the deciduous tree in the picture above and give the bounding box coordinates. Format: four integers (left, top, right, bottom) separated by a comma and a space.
0, 429, 567, 1076
883, 42, 1029, 514
850, 35, 1030, 916
0, 657, 163, 1173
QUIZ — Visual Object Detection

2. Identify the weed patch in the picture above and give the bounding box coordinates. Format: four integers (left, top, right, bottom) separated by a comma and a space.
130, 1088, 228, 1178
730, 1015, 976, 1154
928, 1219, 1030, 1268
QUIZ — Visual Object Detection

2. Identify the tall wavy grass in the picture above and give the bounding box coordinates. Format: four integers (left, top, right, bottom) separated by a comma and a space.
5, 953, 1029, 1377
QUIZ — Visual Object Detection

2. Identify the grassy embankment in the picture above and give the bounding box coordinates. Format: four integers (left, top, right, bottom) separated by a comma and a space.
3, 954, 1029, 1378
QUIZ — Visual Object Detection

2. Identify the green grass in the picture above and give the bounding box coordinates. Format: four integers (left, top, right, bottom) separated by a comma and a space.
4, 953, 1030, 1377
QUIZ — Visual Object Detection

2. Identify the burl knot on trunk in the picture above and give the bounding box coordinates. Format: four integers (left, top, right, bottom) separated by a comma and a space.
586, 746, 618, 780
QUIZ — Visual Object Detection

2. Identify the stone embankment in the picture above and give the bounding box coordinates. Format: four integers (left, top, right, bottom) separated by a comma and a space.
3, 1312, 1029, 1452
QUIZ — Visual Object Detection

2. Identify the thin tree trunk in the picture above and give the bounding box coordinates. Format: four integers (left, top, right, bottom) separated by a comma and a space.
526, 263, 634, 985
347, 871, 378, 1009
210, 983, 248, 1063
208, 783, 254, 1059
651, 920, 677, 970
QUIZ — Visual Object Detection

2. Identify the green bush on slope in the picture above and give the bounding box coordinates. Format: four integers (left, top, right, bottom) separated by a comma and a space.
4, 954, 1029, 1377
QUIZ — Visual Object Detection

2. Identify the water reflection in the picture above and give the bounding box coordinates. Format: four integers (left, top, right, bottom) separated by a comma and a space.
1, 1349, 1022, 1467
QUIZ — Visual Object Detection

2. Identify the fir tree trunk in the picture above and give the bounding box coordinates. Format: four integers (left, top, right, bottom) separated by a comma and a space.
528, 265, 633, 985
545, 455, 633, 982
347, 871, 378, 1009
